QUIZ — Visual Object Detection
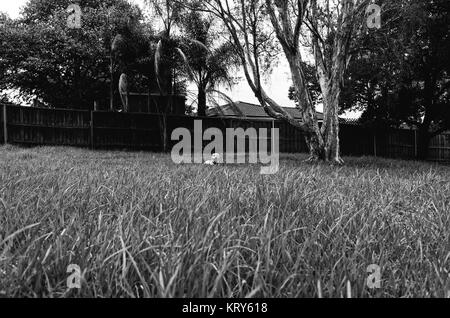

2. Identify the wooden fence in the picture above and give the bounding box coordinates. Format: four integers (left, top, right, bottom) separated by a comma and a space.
2, 105, 91, 147
1, 104, 449, 162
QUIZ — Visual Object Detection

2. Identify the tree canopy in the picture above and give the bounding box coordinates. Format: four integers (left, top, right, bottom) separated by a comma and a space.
334, 0, 450, 157
0, 0, 149, 109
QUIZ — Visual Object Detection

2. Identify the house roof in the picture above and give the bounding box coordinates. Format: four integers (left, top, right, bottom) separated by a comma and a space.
207, 101, 324, 121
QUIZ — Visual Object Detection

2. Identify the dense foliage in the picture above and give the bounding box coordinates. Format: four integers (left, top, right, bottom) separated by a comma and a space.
0, 0, 150, 109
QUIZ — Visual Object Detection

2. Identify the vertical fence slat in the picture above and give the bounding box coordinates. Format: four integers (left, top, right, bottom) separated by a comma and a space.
3, 104, 7, 144
90, 111, 94, 150
373, 133, 377, 157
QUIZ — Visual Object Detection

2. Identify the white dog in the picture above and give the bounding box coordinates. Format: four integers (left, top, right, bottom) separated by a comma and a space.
204, 153, 221, 165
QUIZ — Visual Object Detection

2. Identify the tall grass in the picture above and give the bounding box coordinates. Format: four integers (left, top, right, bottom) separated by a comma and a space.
0, 146, 449, 298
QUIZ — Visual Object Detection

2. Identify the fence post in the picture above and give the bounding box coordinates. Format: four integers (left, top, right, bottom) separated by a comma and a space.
414, 130, 418, 158
272, 120, 275, 153
163, 114, 168, 152
3, 104, 7, 144
373, 132, 377, 157
90, 111, 94, 150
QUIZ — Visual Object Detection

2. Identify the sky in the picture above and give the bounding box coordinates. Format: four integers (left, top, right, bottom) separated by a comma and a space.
0, 0, 27, 19
0, 0, 360, 117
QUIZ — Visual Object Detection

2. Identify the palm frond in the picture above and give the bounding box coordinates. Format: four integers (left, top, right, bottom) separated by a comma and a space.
155, 39, 164, 94
175, 47, 195, 81
188, 39, 210, 54
206, 89, 237, 108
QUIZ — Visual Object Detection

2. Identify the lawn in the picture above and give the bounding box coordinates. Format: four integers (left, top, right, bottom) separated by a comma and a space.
0, 145, 449, 298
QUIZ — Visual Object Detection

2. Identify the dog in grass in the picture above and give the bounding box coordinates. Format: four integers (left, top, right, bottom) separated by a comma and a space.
204, 153, 221, 165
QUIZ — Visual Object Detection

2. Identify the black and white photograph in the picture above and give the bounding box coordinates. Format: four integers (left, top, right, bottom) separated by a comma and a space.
0, 0, 449, 303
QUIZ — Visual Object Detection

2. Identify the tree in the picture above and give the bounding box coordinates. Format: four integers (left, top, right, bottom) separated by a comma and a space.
144, 0, 187, 96
0, 0, 147, 109
345, 0, 450, 159
179, 8, 239, 116
387, 0, 449, 159
186, 0, 374, 163
145, 0, 235, 107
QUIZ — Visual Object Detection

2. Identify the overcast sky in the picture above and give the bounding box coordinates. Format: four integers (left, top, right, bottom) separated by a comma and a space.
0, 0, 27, 19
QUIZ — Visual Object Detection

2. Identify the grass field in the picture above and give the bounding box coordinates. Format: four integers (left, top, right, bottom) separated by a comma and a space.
0, 145, 449, 298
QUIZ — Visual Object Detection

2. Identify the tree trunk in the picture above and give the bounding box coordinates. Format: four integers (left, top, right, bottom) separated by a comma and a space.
322, 87, 343, 163
285, 52, 325, 160
197, 88, 207, 117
